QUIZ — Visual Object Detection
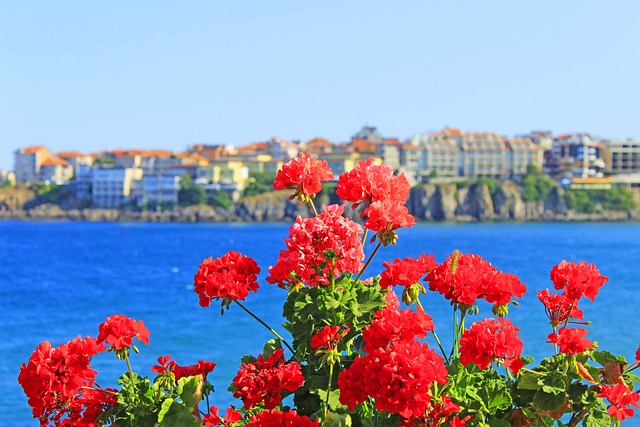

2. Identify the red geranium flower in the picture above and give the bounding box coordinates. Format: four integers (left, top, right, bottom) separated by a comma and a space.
310, 325, 350, 351
273, 152, 334, 201
232, 348, 304, 409
204, 406, 242, 426
97, 314, 150, 351
380, 253, 437, 289
247, 410, 319, 427
266, 204, 364, 288
425, 251, 497, 307
194, 251, 260, 308
550, 260, 608, 301
18, 336, 110, 425
363, 306, 434, 353
338, 339, 447, 418
459, 317, 523, 374
152, 355, 216, 381
547, 327, 593, 355
599, 383, 640, 421
538, 289, 584, 328
336, 158, 411, 210
363, 199, 415, 246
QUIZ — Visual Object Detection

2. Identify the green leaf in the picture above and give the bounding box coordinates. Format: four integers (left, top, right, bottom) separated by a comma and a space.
325, 413, 352, 427
478, 380, 512, 412
157, 398, 200, 427
533, 390, 567, 412
178, 376, 200, 409
541, 375, 566, 395
583, 411, 612, 427
517, 372, 543, 391
591, 350, 625, 366
262, 339, 282, 358
488, 418, 511, 427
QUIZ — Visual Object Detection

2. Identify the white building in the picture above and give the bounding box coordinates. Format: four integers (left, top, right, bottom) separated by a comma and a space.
92, 168, 143, 208
14, 146, 53, 183
137, 175, 181, 207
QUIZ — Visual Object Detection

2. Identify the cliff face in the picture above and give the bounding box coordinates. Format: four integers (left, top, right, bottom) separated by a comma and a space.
1, 182, 637, 222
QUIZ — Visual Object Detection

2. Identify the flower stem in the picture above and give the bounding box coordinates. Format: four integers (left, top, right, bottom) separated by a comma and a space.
354, 241, 382, 283
309, 199, 319, 216
233, 300, 295, 355
124, 350, 135, 381
324, 362, 334, 419
417, 299, 449, 363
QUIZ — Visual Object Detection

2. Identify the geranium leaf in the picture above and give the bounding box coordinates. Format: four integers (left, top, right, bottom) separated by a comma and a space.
157, 398, 200, 427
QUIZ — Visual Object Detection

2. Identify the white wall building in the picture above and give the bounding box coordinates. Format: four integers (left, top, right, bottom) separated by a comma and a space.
92, 168, 143, 208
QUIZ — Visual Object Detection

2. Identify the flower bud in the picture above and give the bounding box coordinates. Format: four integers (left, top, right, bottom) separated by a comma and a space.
402, 283, 426, 305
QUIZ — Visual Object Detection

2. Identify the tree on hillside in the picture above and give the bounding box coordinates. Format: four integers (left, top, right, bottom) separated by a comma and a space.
521, 165, 556, 202
178, 175, 206, 206
242, 171, 277, 198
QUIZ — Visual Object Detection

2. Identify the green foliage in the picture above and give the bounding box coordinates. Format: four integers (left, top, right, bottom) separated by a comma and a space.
177, 175, 206, 207
564, 185, 637, 213
476, 177, 499, 196
521, 165, 556, 202
242, 171, 277, 198
32, 181, 69, 204
95, 156, 116, 166
207, 190, 234, 209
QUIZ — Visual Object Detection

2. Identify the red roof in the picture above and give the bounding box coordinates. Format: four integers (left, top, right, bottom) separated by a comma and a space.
41, 157, 70, 167
57, 151, 87, 158
20, 145, 49, 154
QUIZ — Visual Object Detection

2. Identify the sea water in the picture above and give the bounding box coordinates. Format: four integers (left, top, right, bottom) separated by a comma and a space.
2, 220, 640, 426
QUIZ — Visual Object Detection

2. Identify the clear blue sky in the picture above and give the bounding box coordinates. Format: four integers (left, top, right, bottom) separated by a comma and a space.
1, 1, 639, 171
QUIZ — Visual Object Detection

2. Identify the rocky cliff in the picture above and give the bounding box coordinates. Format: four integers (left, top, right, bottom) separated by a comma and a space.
1, 182, 638, 222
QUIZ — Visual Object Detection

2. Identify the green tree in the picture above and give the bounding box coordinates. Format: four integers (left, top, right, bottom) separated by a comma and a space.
32, 181, 69, 204
476, 177, 499, 195
521, 165, 556, 201
242, 171, 277, 198
207, 190, 234, 209
177, 175, 206, 206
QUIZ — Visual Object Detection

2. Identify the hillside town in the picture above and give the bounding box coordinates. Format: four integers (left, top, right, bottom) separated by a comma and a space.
2, 126, 640, 211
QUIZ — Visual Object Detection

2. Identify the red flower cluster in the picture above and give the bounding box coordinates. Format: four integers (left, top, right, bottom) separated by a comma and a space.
425, 251, 526, 312
310, 325, 350, 351
266, 204, 364, 288
246, 410, 319, 427
232, 348, 304, 409
194, 251, 260, 308
546, 327, 593, 355
204, 406, 242, 426
598, 383, 640, 421
339, 339, 447, 418
336, 158, 410, 209
400, 394, 469, 427
18, 336, 115, 426
379, 253, 437, 289
362, 307, 434, 352
273, 152, 334, 201
550, 260, 608, 301
459, 317, 523, 374
537, 289, 584, 328
97, 314, 150, 351
151, 355, 216, 381
363, 199, 415, 245
339, 305, 446, 419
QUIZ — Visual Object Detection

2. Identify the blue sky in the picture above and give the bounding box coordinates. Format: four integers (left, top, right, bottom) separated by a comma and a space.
1, 1, 639, 171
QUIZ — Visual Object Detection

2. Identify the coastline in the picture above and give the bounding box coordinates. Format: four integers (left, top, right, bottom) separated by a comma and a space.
1, 204, 637, 224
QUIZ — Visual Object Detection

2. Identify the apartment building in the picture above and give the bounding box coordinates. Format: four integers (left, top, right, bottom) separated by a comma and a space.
137, 174, 182, 207
92, 168, 143, 208
38, 156, 73, 184
602, 140, 640, 174
14, 145, 53, 183
549, 134, 605, 178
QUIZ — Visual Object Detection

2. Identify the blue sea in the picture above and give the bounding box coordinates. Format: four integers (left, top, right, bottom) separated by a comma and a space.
2, 220, 640, 426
